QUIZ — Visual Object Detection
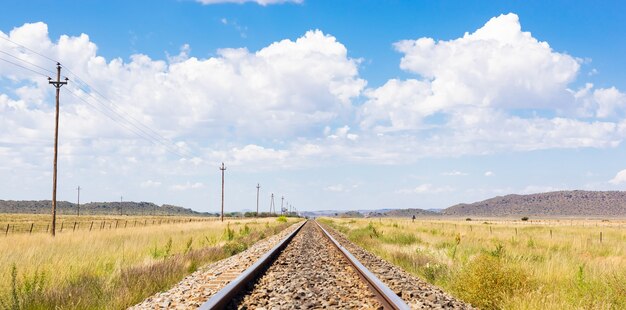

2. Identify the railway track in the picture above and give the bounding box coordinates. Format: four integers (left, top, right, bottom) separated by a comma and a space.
132, 220, 472, 309
199, 220, 409, 309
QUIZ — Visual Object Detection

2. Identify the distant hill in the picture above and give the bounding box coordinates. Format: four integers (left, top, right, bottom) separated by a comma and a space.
302, 208, 438, 218
0, 200, 215, 216
442, 190, 626, 217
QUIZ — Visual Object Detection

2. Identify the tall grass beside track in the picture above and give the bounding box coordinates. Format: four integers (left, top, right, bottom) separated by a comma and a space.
0, 216, 298, 309
320, 218, 626, 310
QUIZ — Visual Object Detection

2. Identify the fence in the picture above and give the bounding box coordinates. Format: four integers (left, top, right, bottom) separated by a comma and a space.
2, 217, 219, 235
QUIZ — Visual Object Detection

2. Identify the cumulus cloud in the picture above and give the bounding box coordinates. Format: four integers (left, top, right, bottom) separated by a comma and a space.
484, 171, 494, 177
197, 0, 302, 5
358, 13, 626, 155
2, 15, 626, 179
0, 23, 366, 177
609, 169, 626, 185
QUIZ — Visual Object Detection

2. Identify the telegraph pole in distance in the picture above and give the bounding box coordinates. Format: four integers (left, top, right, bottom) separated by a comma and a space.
48, 63, 68, 237
220, 163, 226, 222
281, 196, 284, 216
77, 186, 80, 217
256, 183, 260, 217
270, 193, 275, 215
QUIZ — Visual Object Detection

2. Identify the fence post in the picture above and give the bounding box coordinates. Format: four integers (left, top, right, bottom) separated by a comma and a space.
5, 224, 8, 235
46, 224, 49, 233
29, 223, 34, 234
600, 231, 603, 243
60, 222, 64, 232
90, 221, 94, 232
515, 228, 517, 235
124, 221, 128, 228
550, 229, 552, 238
115, 220, 118, 229
73, 222, 77, 232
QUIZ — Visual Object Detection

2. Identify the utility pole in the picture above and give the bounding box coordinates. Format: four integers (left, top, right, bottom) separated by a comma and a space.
220, 163, 226, 222
48, 63, 68, 237
269, 193, 275, 215
281, 196, 284, 216
256, 183, 260, 217
76, 186, 80, 216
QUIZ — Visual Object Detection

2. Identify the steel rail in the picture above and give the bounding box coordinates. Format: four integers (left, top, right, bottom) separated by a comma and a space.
315, 221, 411, 310
198, 220, 307, 310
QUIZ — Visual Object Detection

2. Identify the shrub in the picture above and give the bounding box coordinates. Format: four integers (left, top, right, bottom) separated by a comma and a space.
452, 254, 533, 309
521, 216, 529, 221
223, 241, 247, 255
276, 216, 287, 223
224, 223, 235, 241
465, 218, 472, 221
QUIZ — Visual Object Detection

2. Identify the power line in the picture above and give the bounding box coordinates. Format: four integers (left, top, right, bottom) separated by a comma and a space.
0, 34, 199, 159
0, 35, 58, 64
62, 67, 180, 147
0, 49, 55, 75
63, 87, 191, 158
0, 57, 50, 77
67, 85, 193, 157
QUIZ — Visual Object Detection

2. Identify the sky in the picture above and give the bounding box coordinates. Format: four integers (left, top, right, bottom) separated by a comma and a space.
1, 0, 626, 213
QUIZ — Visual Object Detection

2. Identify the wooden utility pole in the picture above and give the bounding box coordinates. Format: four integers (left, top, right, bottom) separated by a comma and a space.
256, 183, 260, 217
281, 196, 284, 216
76, 186, 80, 216
220, 163, 226, 222
48, 63, 68, 237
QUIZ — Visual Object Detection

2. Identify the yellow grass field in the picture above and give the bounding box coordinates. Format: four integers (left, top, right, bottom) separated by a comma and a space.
0, 214, 298, 309
320, 217, 626, 310
0, 213, 217, 235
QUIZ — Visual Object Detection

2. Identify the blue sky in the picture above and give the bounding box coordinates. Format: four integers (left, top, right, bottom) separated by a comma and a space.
1, 1, 626, 212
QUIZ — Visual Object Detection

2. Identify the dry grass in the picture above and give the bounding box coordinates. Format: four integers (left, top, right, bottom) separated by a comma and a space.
0, 215, 298, 309
321, 217, 626, 310
0, 213, 217, 234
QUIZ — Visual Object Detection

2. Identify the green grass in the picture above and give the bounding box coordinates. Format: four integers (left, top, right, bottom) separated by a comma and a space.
0, 216, 299, 309
320, 217, 626, 310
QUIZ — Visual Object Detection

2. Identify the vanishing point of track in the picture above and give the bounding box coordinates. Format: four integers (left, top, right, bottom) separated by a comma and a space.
199, 220, 410, 309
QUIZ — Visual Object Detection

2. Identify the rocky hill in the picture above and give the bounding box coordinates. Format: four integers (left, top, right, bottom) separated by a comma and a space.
442, 190, 626, 217
0, 200, 215, 216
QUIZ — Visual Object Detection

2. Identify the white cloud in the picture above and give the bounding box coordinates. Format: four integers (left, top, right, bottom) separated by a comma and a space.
484, 171, 494, 177
140, 180, 162, 188
358, 13, 626, 156
2, 14, 626, 201
170, 182, 204, 191
324, 183, 359, 193
519, 185, 564, 194
396, 184, 453, 194
197, 0, 302, 5
609, 169, 626, 185
442, 170, 467, 176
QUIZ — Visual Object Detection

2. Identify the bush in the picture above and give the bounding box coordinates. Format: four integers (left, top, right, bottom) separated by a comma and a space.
276, 216, 287, 223
452, 254, 533, 309
465, 218, 472, 221
521, 216, 529, 221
